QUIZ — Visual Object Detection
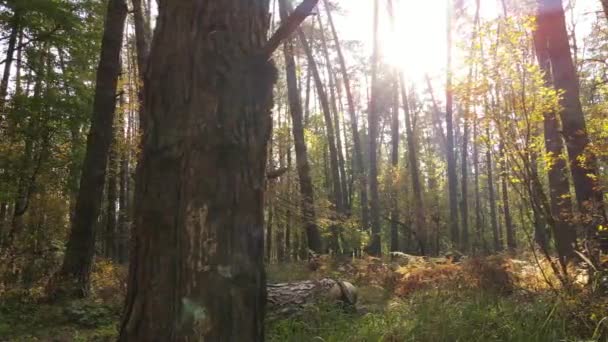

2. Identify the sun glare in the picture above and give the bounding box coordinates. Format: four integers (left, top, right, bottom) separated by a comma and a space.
335, 0, 501, 83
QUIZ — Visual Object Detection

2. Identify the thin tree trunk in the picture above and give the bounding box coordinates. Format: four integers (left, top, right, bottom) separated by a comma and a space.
486, 127, 501, 252
51, 0, 127, 298
318, 15, 349, 211
446, 0, 460, 246
298, 30, 344, 216
366, 0, 382, 256
324, 0, 369, 230
390, 82, 399, 253
0, 9, 19, 110
105, 130, 119, 260
499, 140, 516, 251
278, 0, 322, 253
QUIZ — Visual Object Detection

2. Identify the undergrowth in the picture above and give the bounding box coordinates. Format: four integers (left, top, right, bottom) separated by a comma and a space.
266, 289, 600, 342
0, 256, 605, 341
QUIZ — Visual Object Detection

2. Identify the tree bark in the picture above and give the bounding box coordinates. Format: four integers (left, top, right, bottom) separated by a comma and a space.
0, 9, 19, 113
318, 15, 349, 211
324, 0, 370, 230
366, 0, 382, 256
536, 0, 607, 252
267, 279, 356, 318
298, 30, 344, 216
486, 128, 502, 252
446, 0, 460, 247
499, 141, 516, 251
278, 0, 322, 253
51, 0, 127, 297
105, 132, 119, 260
532, 15, 576, 263
118, 0, 281, 339
390, 82, 400, 253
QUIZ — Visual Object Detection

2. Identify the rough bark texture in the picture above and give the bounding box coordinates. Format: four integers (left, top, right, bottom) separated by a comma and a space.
267, 278, 357, 318
324, 0, 369, 230
52, 0, 127, 297
118, 1, 274, 340
532, 25, 576, 263
367, 0, 382, 256
536, 0, 607, 252
278, 0, 322, 253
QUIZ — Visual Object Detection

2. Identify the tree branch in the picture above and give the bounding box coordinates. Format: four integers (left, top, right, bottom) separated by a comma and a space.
261, 0, 319, 61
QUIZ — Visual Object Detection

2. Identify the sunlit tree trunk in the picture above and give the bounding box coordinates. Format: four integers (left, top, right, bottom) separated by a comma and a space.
324, 0, 370, 230
446, 0, 460, 247
366, 0, 382, 256
277, 0, 321, 253
319, 16, 349, 210
486, 127, 501, 252
536, 0, 607, 252
532, 16, 576, 263
298, 30, 344, 216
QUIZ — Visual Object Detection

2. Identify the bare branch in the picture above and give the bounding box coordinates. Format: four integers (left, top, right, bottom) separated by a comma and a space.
261, 0, 319, 61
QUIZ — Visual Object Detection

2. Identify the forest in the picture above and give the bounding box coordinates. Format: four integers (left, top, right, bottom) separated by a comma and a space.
0, 0, 607, 340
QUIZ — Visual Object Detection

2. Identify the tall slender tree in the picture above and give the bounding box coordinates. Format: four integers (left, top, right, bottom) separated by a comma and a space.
49, 0, 127, 297
278, 0, 322, 253
536, 0, 607, 252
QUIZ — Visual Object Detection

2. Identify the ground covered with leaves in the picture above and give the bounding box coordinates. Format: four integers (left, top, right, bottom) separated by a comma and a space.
0, 256, 606, 341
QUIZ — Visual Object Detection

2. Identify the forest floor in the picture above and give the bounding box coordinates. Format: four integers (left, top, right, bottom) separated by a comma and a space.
0, 254, 606, 341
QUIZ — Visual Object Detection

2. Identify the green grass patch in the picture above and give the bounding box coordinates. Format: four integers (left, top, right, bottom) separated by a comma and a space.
267, 289, 596, 342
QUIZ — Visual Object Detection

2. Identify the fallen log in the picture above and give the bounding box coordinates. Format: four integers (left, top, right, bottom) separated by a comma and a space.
267, 278, 357, 317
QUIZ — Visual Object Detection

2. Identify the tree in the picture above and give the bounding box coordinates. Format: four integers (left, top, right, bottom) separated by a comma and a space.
446, 0, 460, 246
532, 23, 576, 264
536, 0, 607, 252
278, 0, 322, 253
324, 0, 370, 231
366, 0, 382, 256
49, 0, 127, 297
118, 0, 317, 339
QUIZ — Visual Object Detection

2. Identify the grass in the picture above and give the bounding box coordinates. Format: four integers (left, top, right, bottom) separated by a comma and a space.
266, 289, 589, 342
0, 258, 605, 341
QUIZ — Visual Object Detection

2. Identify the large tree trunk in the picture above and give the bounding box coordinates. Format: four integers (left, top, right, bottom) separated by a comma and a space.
51, 0, 127, 297
278, 0, 322, 253
446, 0, 460, 247
366, 0, 382, 256
536, 0, 607, 252
324, 0, 370, 230
118, 0, 284, 339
